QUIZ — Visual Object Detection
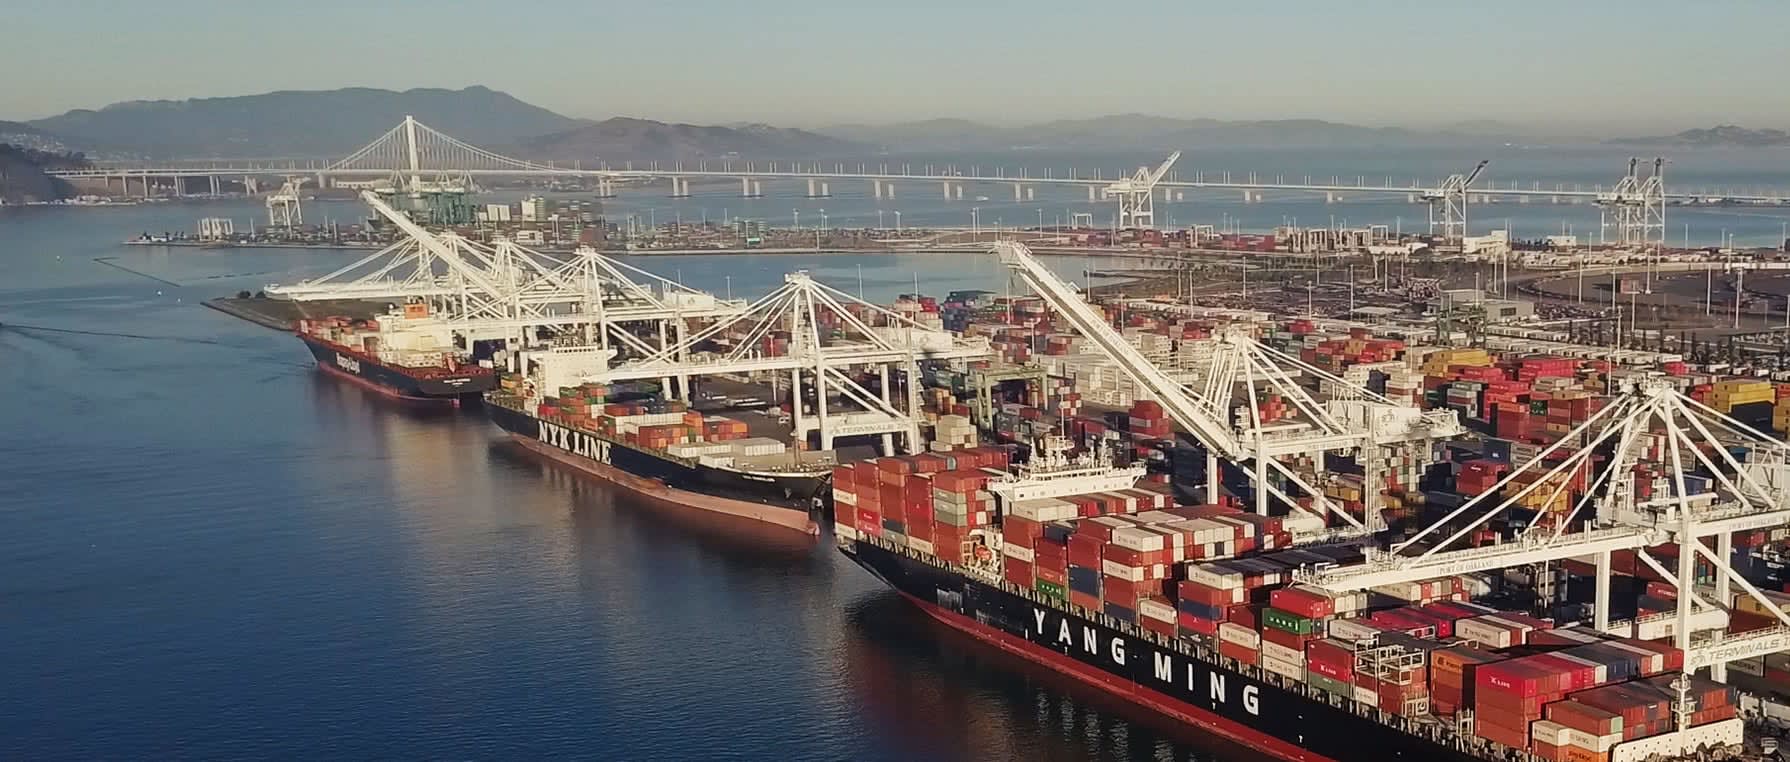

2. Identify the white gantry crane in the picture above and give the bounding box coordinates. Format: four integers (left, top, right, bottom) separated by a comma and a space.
595, 271, 992, 455
1294, 377, 1790, 689
265, 190, 744, 361
1422, 159, 1488, 244
1103, 151, 1181, 230
266, 177, 307, 229
1599, 157, 1667, 248
995, 241, 1462, 535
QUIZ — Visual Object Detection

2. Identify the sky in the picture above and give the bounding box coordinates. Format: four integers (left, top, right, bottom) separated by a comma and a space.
6, 0, 1787, 132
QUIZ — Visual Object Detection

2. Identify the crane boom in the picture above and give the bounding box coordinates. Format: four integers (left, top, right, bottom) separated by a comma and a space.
1462, 159, 1489, 187
358, 190, 510, 299
1145, 151, 1182, 186
994, 241, 1238, 455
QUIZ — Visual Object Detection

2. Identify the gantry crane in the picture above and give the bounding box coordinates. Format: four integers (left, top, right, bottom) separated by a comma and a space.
266, 176, 307, 229
1599, 157, 1667, 248
995, 241, 1462, 534
595, 271, 993, 455
1103, 151, 1181, 230
265, 190, 745, 365
1293, 377, 1790, 684
1422, 160, 1488, 244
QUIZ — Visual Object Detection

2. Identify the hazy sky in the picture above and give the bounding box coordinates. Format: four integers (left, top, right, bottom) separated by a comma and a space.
7, 0, 1786, 131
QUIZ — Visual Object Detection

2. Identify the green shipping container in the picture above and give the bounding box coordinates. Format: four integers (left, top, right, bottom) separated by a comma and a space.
1262, 607, 1317, 635
1036, 580, 1066, 601
1307, 672, 1351, 698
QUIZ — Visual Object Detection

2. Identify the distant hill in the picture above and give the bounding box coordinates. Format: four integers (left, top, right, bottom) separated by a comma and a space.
26, 86, 584, 158
1612, 125, 1790, 147
0, 120, 73, 153
816, 114, 1494, 150
820, 118, 1030, 150
0, 145, 87, 202
519, 117, 858, 163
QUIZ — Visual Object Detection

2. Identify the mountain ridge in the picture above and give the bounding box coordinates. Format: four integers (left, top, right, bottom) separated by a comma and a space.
517, 117, 858, 163
815, 114, 1504, 150
1611, 125, 1790, 147
25, 86, 583, 158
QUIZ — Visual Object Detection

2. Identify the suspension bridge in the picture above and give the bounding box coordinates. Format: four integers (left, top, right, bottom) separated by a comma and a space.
47, 115, 1790, 240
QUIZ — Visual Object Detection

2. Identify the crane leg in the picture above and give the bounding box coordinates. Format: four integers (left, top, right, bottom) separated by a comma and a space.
1593, 549, 1611, 631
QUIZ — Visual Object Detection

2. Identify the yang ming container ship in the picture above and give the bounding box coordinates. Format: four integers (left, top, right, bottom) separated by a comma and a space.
484, 346, 833, 535
836, 437, 1747, 762
298, 303, 495, 403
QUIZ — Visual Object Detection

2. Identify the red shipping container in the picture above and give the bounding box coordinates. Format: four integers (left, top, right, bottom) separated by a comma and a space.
1227, 604, 1260, 630
1218, 639, 1258, 663
1035, 565, 1067, 587
1271, 586, 1335, 618
1306, 639, 1353, 674
1140, 615, 1175, 639
1177, 612, 1219, 636
1104, 576, 1146, 607
1260, 624, 1313, 651
1004, 557, 1034, 588
1177, 580, 1242, 607
1003, 515, 1043, 548
1068, 533, 1103, 568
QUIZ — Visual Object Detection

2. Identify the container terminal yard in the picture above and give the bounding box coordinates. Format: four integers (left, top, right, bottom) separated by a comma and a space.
203, 168, 1790, 762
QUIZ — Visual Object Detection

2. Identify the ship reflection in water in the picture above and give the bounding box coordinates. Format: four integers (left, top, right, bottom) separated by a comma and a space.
298, 341, 1256, 760
844, 593, 1274, 762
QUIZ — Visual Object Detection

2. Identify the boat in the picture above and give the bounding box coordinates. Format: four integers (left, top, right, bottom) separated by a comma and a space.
483, 346, 832, 535
836, 436, 1744, 762
297, 302, 496, 403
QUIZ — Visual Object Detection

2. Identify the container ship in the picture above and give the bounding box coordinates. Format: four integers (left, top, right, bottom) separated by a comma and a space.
483, 346, 834, 535
297, 303, 495, 403
835, 436, 1749, 762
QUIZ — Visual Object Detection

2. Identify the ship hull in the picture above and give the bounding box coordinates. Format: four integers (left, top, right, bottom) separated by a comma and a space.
299, 334, 495, 401
486, 402, 827, 534
844, 538, 1490, 762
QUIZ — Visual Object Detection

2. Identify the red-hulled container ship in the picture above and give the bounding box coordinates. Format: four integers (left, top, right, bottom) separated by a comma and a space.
297, 304, 495, 403
836, 438, 1746, 762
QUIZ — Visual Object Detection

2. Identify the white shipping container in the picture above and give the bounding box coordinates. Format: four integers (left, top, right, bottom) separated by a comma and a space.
1352, 685, 1378, 706
1454, 617, 1520, 648
1011, 499, 1073, 522
835, 523, 859, 542
1555, 653, 1607, 685
1603, 641, 1663, 674
908, 538, 934, 555
1102, 559, 1145, 582
1002, 543, 1035, 563
1261, 654, 1305, 680
834, 490, 858, 506
1261, 639, 1304, 665
1149, 526, 1188, 548
1110, 527, 1167, 552
1563, 728, 1620, 753
1530, 720, 1572, 746
1138, 598, 1176, 623
1219, 622, 1260, 649
1328, 618, 1383, 643
1184, 564, 1243, 589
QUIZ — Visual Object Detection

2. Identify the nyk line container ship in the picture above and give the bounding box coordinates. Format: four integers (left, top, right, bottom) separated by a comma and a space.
297, 304, 495, 403
483, 347, 833, 535
837, 438, 1744, 762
